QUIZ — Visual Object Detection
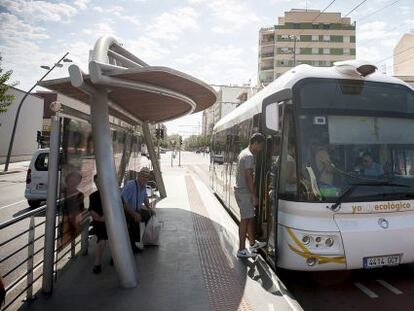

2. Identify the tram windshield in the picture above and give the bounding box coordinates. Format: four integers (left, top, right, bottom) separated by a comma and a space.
295, 80, 414, 202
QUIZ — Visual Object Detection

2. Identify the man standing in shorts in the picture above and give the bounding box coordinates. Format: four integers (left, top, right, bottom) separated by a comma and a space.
235, 133, 267, 258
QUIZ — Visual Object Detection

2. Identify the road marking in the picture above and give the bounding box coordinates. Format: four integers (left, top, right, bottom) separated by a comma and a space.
0, 199, 26, 210
377, 279, 403, 295
354, 282, 379, 298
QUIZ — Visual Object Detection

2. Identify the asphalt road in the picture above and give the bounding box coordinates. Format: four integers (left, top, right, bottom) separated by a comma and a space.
0, 170, 32, 222
0, 169, 46, 311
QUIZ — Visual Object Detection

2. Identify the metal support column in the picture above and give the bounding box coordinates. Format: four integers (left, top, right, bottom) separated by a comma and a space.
90, 90, 137, 288
42, 116, 60, 294
26, 216, 35, 301
143, 122, 166, 199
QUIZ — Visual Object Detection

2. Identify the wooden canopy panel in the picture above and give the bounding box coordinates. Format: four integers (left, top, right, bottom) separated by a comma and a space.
40, 66, 217, 124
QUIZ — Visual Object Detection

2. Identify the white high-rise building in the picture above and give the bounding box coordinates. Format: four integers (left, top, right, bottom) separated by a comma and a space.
202, 85, 258, 136
394, 32, 414, 77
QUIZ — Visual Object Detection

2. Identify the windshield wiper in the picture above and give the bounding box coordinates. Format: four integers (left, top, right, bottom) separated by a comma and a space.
327, 181, 410, 212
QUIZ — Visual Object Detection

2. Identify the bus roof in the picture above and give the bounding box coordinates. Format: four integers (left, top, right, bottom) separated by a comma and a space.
213, 63, 414, 133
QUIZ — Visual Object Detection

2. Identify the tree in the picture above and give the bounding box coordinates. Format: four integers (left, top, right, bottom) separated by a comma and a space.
0, 53, 17, 117
184, 134, 211, 151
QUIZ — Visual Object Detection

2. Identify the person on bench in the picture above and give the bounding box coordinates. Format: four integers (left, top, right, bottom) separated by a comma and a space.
121, 167, 155, 253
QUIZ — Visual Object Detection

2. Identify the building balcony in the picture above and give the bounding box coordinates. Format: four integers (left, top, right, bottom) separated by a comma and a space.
260, 66, 274, 71
260, 52, 274, 59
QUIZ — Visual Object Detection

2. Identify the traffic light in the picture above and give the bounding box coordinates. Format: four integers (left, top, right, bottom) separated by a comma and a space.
179, 136, 182, 145
155, 128, 161, 139
160, 128, 165, 139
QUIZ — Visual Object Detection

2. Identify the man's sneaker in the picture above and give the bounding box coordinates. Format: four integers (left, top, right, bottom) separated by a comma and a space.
92, 265, 102, 274
249, 240, 266, 252
237, 249, 257, 258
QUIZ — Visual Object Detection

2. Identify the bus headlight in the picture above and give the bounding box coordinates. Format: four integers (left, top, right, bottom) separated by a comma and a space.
288, 228, 344, 254
325, 237, 334, 247
302, 235, 311, 245
306, 257, 317, 266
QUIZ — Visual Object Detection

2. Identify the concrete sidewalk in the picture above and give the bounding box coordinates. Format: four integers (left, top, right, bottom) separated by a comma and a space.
20, 157, 299, 311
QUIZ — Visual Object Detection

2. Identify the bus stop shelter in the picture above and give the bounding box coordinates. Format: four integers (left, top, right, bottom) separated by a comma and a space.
39, 36, 217, 289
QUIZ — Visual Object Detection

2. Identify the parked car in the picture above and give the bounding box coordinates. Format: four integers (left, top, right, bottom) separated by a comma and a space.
25, 149, 49, 208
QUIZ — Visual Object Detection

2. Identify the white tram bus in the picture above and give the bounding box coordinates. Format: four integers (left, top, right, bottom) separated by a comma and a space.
210, 61, 414, 271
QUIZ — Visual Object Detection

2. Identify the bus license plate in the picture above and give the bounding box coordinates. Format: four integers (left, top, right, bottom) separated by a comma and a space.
363, 255, 400, 269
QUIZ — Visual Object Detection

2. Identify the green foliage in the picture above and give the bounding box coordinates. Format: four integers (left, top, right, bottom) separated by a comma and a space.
0, 53, 17, 115
184, 134, 211, 151
152, 133, 180, 149
153, 132, 210, 151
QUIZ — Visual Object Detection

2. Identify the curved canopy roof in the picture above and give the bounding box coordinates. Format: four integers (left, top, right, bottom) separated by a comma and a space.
40, 66, 217, 124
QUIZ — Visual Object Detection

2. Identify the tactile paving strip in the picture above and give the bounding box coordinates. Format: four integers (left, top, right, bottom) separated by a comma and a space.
185, 176, 253, 311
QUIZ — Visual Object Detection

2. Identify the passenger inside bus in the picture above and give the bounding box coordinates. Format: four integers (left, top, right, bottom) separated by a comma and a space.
359, 151, 384, 177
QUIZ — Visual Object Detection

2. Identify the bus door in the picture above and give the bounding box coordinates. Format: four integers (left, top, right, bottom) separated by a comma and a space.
261, 135, 281, 264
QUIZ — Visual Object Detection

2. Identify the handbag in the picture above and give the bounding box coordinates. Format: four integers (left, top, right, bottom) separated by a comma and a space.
142, 215, 161, 246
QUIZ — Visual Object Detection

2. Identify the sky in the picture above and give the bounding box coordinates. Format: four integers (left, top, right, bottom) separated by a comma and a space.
1, 0, 413, 137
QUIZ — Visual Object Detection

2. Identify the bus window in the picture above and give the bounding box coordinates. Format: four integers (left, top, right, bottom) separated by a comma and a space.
298, 114, 414, 202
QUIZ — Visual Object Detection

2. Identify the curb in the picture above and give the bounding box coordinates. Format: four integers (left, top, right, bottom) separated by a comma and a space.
0, 170, 26, 176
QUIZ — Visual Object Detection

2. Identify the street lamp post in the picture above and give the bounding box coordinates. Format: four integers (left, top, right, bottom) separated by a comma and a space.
289, 35, 300, 67
3, 52, 71, 172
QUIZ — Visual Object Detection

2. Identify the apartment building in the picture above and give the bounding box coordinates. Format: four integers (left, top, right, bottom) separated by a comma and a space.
258, 9, 356, 85
202, 85, 257, 136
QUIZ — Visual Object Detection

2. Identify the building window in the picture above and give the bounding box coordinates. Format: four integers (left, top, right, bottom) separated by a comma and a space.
313, 61, 319, 66
344, 48, 350, 55
343, 36, 350, 43
281, 35, 289, 40
312, 48, 318, 54
323, 24, 330, 29
323, 35, 330, 42
312, 35, 318, 41
281, 47, 290, 54
262, 34, 274, 43
323, 48, 330, 55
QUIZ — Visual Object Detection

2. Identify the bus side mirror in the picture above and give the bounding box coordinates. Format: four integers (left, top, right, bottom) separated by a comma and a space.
261, 88, 292, 135
263, 102, 279, 133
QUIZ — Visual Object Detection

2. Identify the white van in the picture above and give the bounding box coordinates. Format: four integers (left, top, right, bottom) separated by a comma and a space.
25, 149, 49, 208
